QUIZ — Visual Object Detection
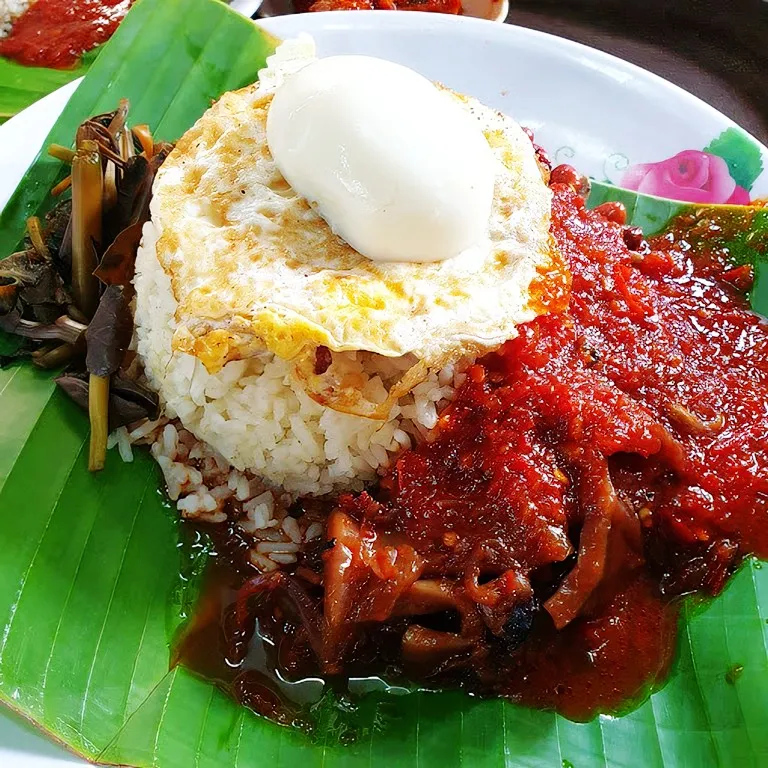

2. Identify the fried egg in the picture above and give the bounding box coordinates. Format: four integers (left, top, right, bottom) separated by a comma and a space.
145, 35, 558, 418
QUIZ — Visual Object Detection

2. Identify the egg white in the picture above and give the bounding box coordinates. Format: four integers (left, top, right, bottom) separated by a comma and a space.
143, 37, 558, 413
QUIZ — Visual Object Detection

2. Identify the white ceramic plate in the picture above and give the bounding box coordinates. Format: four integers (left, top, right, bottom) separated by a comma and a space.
2, 13, 767, 214
1, 11, 767, 767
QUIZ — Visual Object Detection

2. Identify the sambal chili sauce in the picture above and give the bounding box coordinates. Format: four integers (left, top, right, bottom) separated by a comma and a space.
0, 0, 132, 69
177, 178, 768, 725
294, 0, 462, 14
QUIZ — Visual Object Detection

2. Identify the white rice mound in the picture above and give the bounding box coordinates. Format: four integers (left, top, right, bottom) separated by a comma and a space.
0, 0, 30, 38
133, 221, 467, 497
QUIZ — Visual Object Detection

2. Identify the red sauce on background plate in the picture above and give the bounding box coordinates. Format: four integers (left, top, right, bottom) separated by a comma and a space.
0, 0, 132, 69
295, 0, 462, 13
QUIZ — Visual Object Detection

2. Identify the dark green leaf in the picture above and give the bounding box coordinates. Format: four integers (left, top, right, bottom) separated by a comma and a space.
96, 148, 171, 288
0, 248, 69, 313
85, 285, 132, 376
56, 373, 160, 435
588, 180, 687, 235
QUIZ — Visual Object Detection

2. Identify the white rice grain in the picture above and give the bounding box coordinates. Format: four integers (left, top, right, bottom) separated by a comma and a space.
129, 417, 165, 441
255, 541, 300, 554
132, 220, 468, 497
249, 551, 279, 571
177, 491, 217, 517
117, 430, 134, 463
304, 522, 324, 541
269, 553, 298, 565
282, 516, 302, 543
161, 424, 178, 458
0, 0, 29, 38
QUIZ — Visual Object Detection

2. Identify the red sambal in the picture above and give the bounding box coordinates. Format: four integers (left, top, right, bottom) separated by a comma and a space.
0, 0, 132, 69
178, 168, 768, 724
295, 0, 462, 14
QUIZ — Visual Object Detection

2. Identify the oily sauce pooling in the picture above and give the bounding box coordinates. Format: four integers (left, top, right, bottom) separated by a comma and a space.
178, 173, 768, 724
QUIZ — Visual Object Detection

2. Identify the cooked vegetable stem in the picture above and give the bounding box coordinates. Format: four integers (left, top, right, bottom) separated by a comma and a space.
26, 216, 51, 260
51, 176, 72, 196
56, 315, 89, 338
119, 128, 135, 161
71, 139, 103, 319
107, 98, 130, 139
48, 144, 76, 164
32, 342, 74, 369
0, 315, 87, 344
98, 144, 127, 167
5, 100, 164, 475
67, 305, 89, 324
76, 122, 116, 155
30, 343, 56, 359
132, 124, 154, 158
104, 161, 118, 211
88, 374, 110, 471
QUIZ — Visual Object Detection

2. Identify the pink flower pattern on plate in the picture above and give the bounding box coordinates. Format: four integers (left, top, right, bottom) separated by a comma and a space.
620, 150, 750, 205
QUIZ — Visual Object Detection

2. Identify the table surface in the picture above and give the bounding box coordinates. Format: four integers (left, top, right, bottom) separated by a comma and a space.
256, 0, 768, 143
508, 0, 768, 144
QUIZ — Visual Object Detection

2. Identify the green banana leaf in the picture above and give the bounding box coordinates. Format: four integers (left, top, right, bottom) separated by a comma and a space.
1, 1, 768, 765
588, 181, 687, 236
0, 49, 99, 125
